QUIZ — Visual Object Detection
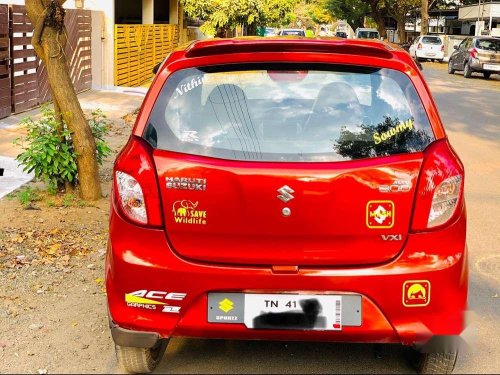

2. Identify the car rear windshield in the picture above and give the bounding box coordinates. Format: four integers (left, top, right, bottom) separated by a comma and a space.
358, 31, 379, 39
476, 38, 500, 51
145, 64, 435, 162
282, 30, 305, 36
422, 36, 442, 45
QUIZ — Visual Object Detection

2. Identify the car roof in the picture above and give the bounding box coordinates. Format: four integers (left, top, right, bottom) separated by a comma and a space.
473, 36, 500, 40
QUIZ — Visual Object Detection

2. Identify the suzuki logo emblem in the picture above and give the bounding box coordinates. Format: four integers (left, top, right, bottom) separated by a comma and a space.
277, 185, 295, 203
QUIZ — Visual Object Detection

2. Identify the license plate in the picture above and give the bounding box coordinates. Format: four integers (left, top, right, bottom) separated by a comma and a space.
425, 53, 436, 57
207, 293, 361, 331
483, 64, 500, 71
245, 294, 342, 331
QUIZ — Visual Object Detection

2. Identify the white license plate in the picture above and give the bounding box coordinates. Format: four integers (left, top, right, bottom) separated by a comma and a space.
483, 64, 500, 71
244, 294, 342, 331
425, 53, 436, 57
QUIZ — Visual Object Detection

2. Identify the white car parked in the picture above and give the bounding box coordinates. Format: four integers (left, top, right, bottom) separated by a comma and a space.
409, 36, 445, 62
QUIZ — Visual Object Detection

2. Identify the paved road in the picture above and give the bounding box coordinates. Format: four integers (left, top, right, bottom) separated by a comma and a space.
141, 64, 500, 374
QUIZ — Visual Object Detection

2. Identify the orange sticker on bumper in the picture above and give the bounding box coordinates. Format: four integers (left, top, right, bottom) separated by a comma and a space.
366, 201, 395, 229
403, 280, 431, 307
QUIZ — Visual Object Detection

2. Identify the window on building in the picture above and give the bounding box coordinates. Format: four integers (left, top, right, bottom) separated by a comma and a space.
154, 0, 170, 24
115, 0, 142, 24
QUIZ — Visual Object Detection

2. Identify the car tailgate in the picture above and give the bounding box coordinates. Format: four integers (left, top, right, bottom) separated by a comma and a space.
154, 151, 422, 266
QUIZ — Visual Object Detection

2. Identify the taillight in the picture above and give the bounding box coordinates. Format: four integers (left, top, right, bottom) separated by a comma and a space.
116, 171, 147, 224
470, 48, 477, 58
441, 45, 444, 52
417, 43, 422, 50
428, 175, 462, 227
411, 140, 464, 231
113, 136, 163, 227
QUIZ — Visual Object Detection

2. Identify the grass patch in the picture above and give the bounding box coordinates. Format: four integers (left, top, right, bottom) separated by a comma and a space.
12, 187, 42, 209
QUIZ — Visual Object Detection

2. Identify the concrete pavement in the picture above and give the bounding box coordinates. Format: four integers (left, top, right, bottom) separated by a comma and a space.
0, 89, 145, 199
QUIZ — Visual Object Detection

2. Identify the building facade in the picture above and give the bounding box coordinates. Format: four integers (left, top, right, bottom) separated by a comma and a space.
0, 0, 192, 89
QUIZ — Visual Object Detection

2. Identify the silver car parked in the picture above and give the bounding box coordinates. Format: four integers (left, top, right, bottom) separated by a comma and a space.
448, 37, 500, 79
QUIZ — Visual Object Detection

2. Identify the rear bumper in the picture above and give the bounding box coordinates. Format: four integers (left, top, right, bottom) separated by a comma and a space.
416, 50, 444, 60
470, 59, 500, 72
106, 204, 468, 346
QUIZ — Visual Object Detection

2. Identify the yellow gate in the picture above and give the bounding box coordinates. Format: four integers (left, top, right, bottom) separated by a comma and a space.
114, 24, 180, 87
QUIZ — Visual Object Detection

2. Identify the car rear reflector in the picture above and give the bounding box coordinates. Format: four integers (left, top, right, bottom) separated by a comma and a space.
185, 40, 394, 59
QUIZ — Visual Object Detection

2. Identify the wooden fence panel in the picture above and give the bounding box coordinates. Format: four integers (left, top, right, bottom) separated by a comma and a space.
38, 8, 93, 104
0, 4, 10, 119
115, 24, 179, 87
10, 4, 38, 113
10, 5, 92, 113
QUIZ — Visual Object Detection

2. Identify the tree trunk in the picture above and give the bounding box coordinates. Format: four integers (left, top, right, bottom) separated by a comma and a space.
421, 0, 429, 36
26, 0, 101, 201
246, 23, 257, 36
368, 0, 387, 39
396, 16, 406, 43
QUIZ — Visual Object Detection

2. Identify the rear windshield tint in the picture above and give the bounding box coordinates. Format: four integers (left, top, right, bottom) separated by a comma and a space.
146, 64, 435, 162
422, 36, 442, 45
476, 38, 500, 51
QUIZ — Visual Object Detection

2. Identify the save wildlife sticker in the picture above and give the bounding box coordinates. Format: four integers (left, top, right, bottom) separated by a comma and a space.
172, 200, 207, 225
366, 201, 395, 229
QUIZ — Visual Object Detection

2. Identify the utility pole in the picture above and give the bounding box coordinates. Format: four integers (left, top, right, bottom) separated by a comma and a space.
489, 6, 493, 32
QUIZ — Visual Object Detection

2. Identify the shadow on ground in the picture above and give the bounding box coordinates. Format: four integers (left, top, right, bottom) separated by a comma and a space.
155, 340, 414, 374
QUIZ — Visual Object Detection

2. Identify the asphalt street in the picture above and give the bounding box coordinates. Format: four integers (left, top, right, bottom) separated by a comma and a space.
137, 64, 499, 374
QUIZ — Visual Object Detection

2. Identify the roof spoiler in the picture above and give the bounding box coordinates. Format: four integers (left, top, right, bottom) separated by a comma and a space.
185, 40, 394, 59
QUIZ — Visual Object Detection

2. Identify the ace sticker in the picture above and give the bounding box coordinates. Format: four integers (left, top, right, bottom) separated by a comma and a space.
367, 201, 395, 229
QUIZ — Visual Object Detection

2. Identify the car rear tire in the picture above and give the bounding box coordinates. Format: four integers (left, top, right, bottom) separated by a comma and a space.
115, 340, 168, 374
407, 349, 458, 374
463, 63, 472, 78
483, 72, 491, 79
447, 61, 455, 74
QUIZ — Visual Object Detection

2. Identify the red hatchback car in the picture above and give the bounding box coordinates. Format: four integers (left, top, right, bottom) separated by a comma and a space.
106, 38, 467, 374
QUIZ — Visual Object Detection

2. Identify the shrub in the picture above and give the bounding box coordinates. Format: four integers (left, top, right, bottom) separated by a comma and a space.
15, 106, 111, 192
